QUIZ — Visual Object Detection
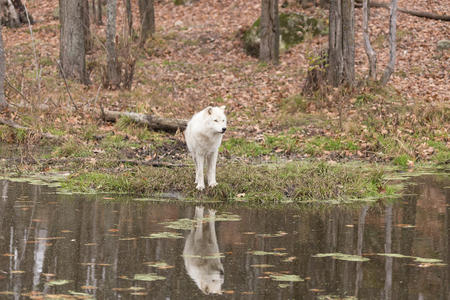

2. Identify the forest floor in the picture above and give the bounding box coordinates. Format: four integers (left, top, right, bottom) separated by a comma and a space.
0, 0, 448, 202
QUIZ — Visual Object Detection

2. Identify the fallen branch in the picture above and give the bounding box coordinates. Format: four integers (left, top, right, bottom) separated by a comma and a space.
355, 1, 450, 21
56, 59, 79, 113
0, 117, 62, 140
100, 109, 188, 133
118, 159, 186, 168
15, 157, 187, 168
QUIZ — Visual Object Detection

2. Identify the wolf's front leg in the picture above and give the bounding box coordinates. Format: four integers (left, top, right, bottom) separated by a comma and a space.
207, 151, 218, 187
195, 153, 205, 190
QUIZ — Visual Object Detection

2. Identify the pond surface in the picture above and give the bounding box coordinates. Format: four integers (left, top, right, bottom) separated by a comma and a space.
0, 174, 448, 299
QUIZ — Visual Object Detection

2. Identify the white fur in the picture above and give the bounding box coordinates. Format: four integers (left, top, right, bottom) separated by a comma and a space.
185, 106, 227, 190
183, 206, 224, 295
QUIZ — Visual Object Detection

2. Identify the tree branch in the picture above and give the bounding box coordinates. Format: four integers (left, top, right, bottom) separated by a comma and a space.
355, 0, 450, 21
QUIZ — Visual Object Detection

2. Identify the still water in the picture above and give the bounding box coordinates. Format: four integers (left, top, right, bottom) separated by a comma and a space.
0, 174, 448, 299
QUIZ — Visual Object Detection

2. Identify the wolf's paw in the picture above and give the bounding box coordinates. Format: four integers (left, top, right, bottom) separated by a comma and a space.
196, 183, 205, 191
208, 181, 218, 188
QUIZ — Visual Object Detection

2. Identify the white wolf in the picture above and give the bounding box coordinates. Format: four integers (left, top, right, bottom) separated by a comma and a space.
183, 206, 224, 295
185, 106, 227, 190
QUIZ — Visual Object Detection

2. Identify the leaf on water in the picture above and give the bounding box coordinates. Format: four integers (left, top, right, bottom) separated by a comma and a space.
250, 264, 274, 268
395, 224, 416, 228
141, 232, 184, 239
36, 237, 65, 241
247, 250, 287, 256
144, 261, 174, 269
162, 218, 195, 230
256, 231, 288, 238
182, 253, 224, 259
313, 253, 369, 262
133, 273, 166, 282
68, 290, 95, 299
377, 253, 444, 264
214, 213, 242, 222
48, 279, 72, 286
0, 291, 15, 295
128, 287, 146, 291
270, 274, 304, 282
317, 295, 357, 300
81, 286, 97, 290
130, 292, 148, 296
413, 257, 443, 263
377, 253, 412, 259
282, 256, 297, 263
119, 237, 137, 241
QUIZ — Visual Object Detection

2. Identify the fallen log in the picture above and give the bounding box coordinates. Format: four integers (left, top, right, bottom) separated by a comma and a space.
100, 109, 188, 133
355, 0, 450, 21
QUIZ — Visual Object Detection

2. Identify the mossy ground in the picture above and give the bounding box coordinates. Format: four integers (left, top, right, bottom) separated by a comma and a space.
0, 1, 448, 204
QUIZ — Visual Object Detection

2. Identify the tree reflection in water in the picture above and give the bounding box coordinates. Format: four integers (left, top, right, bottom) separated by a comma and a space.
0, 175, 448, 299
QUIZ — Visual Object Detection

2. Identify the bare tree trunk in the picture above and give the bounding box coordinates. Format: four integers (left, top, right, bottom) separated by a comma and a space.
138, 0, 155, 46
10, 0, 32, 24
381, 0, 397, 85
1, 0, 20, 27
96, 0, 103, 25
0, 24, 7, 109
328, 0, 355, 86
59, 0, 88, 84
259, 0, 279, 64
363, 0, 377, 80
92, 0, 96, 24
328, 0, 343, 86
342, 0, 355, 83
105, 0, 121, 89
123, 0, 133, 38
83, 0, 92, 52
0, 0, 34, 27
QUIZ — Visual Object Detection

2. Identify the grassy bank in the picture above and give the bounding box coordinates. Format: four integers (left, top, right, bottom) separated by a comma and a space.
2, 159, 389, 205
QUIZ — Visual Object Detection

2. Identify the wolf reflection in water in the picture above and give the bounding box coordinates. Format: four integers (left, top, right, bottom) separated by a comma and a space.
183, 206, 224, 295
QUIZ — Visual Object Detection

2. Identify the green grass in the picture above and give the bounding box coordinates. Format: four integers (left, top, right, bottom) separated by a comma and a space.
304, 136, 359, 155
62, 161, 389, 205
52, 140, 91, 158
222, 137, 272, 157
392, 154, 413, 167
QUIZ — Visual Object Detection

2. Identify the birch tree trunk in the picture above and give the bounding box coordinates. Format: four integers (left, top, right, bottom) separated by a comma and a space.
363, 0, 377, 80
105, 0, 121, 89
381, 0, 397, 85
0, 24, 7, 109
59, 0, 88, 84
259, 0, 279, 64
138, 0, 155, 46
328, 0, 355, 86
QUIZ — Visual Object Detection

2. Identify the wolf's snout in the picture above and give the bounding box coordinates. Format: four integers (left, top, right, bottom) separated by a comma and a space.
221, 128, 227, 133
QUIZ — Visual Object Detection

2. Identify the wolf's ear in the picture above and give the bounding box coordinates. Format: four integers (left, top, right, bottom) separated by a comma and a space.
206, 106, 213, 115
219, 105, 226, 111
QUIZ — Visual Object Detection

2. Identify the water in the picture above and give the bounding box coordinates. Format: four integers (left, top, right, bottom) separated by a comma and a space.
0, 174, 448, 299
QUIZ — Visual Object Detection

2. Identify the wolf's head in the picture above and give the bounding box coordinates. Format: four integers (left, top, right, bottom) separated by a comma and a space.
204, 106, 227, 135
